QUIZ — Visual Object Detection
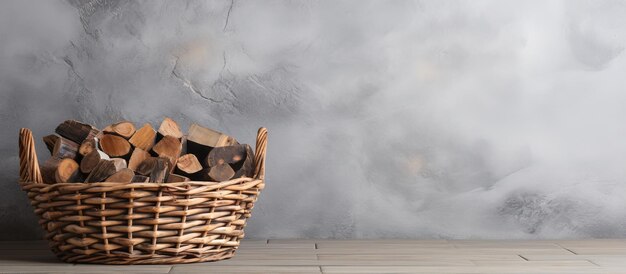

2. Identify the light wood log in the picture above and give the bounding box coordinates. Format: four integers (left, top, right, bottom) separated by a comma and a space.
80, 150, 110, 174
110, 158, 128, 170
103, 121, 136, 139
207, 163, 235, 182
136, 157, 170, 183
105, 168, 135, 183
129, 123, 156, 151
100, 134, 132, 157
43, 135, 60, 155
55, 158, 81, 183
55, 120, 99, 144
176, 154, 203, 175
158, 117, 183, 139
187, 123, 238, 162
52, 137, 79, 160
128, 148, 150, 171
152, 135, 182, 171
166, 174, 190, 183
79, 138, 97, 157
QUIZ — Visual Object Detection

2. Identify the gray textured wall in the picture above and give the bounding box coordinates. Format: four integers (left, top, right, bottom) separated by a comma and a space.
2, 0, 626, 240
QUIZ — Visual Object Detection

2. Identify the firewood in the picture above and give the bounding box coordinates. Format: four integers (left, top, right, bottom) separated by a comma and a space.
41, 158, 62, 183
84, 159, 125, 183
205, 144, 246, 167
103, 121, 136, 139
166, 174, 190, 183
55, 120, 99, 144
128, 148, 150, 171
176, 154, 203, 175
55, 158, 81, 183
187, 123, 238, 162
79, 138, 97, 157
136, 157, 170, 183
105, 168, 135, 183
233, 144, 255, 179
132, 174, 149, 183
80, 150, 110, 174
129, 123, 157, 151
158, 117, 183, 139
110, 158, 128, 170
152, 136, 182, 171
52, 137, 79, 160
207, 163, 235, 182
43, 135, 59, 155
99, 134, 132, 158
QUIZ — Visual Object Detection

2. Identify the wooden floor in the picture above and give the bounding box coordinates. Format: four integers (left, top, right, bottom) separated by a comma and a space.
2, 239, 626, 273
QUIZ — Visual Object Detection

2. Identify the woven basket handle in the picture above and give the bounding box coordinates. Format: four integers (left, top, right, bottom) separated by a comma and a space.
19, 128, 43, 184
253, 127, 268, 180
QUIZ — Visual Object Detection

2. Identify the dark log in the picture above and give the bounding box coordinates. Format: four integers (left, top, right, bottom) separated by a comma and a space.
79, 138, 97, 157
55, 158, 81, 183
207, 163, 235, 182
41, 158, 62, 183
233, 144, 255, 179
166, 174, 190, 183
132, 174, 150, 183
206, 144, 246, 167
129, 123, 157, 151
42, 135, 59, 155
52, 137, 79, 160
128, 147, 150, 171
84, 159, 124, 183
55, 120, 99, 144
80, 150, 110, 174
100, 134, 132, 158
136, 157, 170, 183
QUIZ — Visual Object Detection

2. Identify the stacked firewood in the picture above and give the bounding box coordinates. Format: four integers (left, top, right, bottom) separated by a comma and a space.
40, 118, 255, 183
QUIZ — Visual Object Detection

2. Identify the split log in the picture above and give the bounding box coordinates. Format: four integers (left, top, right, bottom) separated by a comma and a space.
176, 154, 203, 176
128, 148, 150, 171
84, 159, 125, 183
136, 157, 170, 183
79, 138, 97, 157
152, 136, 182, 171
186, 123, 238, 162
100, 134, 132, 158
103, 121, 136, 139
52, 137, 79, 160
55, 158, 81, 183
233, 144, 255, 179
43, 135, 60, 155
132, 175, 149, 183
129, 123, 157, 151
205, 144, 247, 167
105, 168, 135, 183
80, 150, 110, 174
207, 163, 235, 182
158, 117, 183, 139
41, 158, 62, 183
166, 174, 190, 183
110, 158, 128, 170
55, 120, 99, 144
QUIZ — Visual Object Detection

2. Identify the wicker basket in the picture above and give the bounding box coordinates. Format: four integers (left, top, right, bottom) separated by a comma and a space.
17, 127, 267, 264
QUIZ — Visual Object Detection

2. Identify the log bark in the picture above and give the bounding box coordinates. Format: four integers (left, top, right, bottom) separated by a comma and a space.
129, 123, 157, 151
158, 117, 183, 139
176, 154, 203, 175
80, 150, 110, 174
55, 120, 99, 144
103, 121, 136, 139
186, 123, 238, 162
55, 158, 81, 183
166, 173, 190, 183
105, 168, 135, 183
132, 174, 149, 183
79, 138, 97, 157
152, 135, 182, 171
100, 134, 132, 157
207, 163, 235, 182
52, 137, 79, 160
136, 157, 170, 183
84, 159, 124, 183
128, 148, 150, 171
43, 135, 59, 155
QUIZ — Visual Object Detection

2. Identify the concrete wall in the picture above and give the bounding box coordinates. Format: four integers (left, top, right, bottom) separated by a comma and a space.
3, 0, 626, 240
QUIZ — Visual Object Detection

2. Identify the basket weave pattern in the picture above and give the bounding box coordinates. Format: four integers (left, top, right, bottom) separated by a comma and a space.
18, 127, 267, 264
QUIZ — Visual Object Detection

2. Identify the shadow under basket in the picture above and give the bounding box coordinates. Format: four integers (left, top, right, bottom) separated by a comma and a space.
17, 127, 268, 264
